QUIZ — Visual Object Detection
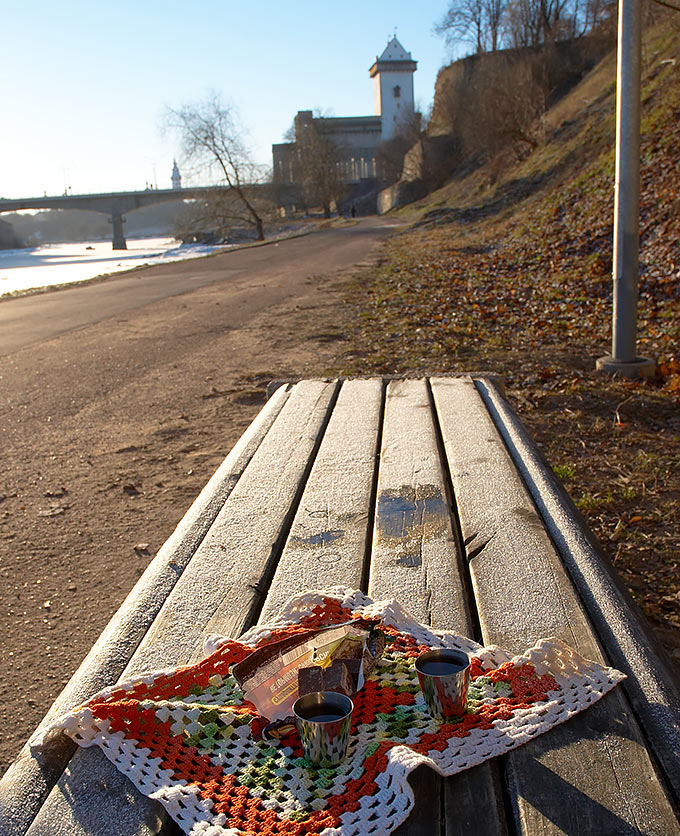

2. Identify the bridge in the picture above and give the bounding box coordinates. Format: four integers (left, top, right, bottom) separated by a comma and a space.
0, 187, 229, 249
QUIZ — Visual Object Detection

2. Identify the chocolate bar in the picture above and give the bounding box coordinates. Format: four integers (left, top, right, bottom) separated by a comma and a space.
298, 658, 361, 697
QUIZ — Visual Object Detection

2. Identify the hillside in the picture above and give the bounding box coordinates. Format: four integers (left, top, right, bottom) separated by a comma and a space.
343, 21, 680, 661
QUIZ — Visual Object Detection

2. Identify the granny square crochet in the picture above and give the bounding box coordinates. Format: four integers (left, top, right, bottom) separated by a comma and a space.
35, 588, 625, 836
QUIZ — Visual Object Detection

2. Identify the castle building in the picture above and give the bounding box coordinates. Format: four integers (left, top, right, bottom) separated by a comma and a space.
272, 36, 417, 188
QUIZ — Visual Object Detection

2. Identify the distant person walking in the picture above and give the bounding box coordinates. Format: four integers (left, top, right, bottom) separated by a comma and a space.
351, 205, 356, 218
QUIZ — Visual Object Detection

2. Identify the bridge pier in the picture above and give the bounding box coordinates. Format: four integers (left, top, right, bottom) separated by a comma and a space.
110, 212, 127, 250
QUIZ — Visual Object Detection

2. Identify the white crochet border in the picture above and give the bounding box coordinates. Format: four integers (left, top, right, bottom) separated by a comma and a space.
34, 587, 626, 836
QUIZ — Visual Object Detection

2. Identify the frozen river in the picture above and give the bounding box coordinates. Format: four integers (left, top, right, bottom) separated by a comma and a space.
0, 237, 227, 297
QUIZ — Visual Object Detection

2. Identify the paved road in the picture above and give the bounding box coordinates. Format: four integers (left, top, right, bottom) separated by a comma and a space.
0, 219, 395, 356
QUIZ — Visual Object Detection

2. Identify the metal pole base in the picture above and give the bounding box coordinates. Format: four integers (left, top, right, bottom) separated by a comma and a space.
596, 355, 656, 378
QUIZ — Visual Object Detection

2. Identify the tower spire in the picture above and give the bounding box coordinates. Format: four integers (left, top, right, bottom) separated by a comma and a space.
171, 160, 182, 190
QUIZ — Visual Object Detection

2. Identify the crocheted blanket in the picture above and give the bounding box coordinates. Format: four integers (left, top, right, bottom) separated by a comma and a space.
35, 588, 625, 836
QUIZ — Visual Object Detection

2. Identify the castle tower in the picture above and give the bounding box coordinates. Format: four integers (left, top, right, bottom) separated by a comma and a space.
171, 160, 182, 190
369, 36, 417, 142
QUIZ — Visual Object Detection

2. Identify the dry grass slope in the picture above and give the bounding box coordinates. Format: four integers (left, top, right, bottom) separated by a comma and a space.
340, 20, 680, 662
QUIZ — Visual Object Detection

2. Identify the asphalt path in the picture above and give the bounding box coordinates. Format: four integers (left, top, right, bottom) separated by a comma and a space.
0, 219, 396, 357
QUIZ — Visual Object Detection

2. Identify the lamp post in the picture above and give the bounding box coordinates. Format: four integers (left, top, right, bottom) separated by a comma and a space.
596, 0, 655, 378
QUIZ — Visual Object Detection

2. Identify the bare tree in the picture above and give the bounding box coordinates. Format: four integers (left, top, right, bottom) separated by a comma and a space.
174, 186, 275, 245
503, 0, 587, 45
376, 111, 423, 185
478, 56, 547, 149
503, 0, 543, 46
167, 95, 267, 240
434, 0, 508, 53
293, 112, 344, 218
438, 0, 613, 53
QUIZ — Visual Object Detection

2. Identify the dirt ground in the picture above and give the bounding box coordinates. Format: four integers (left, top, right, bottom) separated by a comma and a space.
0, 225, 387, 775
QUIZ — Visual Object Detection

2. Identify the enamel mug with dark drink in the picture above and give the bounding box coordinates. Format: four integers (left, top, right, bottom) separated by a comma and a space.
415, 648, 470, 722
293, 691, 353, 766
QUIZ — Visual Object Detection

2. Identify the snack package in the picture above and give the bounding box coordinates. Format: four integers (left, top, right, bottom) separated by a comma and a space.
232, 621, 387, 739
232, 623, 370, 725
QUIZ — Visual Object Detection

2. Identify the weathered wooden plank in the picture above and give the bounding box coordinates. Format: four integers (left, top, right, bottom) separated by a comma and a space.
259, 377, 383, 623
141, 378, 340, 664
432, 376, 679, 836
25, 379, 339, 836
0, 382, 292, 836
369, 378, 508, 836
368, 379, 468, 628
476, 377, 680, 806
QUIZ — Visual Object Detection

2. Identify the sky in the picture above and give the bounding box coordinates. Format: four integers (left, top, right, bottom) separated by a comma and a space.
2, 1, 458, 199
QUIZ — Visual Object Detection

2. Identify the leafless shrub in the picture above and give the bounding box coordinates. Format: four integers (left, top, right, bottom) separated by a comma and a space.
173, 187, 276, 244
376, 112, 423, 185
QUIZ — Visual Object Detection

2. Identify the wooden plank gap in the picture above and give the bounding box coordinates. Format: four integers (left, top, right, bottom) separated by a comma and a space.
434, 376, 679, 834
369, 378, 468, 631
372, 378, 508, 836
495, 757, 522, 836
427, 377, 483, 646
257, 378, 383, 622
474, 376, 680, 810
360, 376, 387, 595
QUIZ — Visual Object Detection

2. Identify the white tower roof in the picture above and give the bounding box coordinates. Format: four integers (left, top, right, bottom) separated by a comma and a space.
369, 37, 417, 78
377, 36, 413, 62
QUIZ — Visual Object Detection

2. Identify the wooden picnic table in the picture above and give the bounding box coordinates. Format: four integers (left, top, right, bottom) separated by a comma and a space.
1, 376, 679, 836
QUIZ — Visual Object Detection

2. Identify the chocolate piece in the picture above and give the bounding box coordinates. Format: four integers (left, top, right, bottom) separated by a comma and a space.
298, 659, 358, 697
298, 665, 324, 695
342, 657, 362, 683
322, 660, 354, 695
331, 633, 366, 662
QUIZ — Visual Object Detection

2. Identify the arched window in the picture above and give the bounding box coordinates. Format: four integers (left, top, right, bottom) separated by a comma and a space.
393, 85, 401, 98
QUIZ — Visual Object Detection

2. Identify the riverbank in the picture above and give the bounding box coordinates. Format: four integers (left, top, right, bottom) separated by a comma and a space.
0, 237, 226, 298
0, 220, 324, 300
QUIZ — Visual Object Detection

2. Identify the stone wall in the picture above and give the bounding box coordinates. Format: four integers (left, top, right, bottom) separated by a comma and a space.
378, 135, 459, 214
378, 180, 427, 214
429, 37, 614, 150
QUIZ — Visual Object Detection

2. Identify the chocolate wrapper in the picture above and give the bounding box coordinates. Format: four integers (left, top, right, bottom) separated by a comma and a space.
232, 623, 369, 723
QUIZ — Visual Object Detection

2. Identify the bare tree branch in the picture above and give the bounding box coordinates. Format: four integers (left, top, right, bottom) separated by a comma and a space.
651, 0, 680, 12
166, 95, 267, 241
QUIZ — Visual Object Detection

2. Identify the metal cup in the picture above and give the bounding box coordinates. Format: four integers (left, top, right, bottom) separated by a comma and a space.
415, 648, 470, 722
293, 690, 353, 766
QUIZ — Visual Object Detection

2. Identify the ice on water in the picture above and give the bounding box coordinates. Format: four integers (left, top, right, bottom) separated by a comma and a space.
0, 237, 225, 296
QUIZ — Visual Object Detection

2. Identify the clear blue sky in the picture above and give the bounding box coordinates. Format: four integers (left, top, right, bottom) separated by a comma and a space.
2, 1, 457, 198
